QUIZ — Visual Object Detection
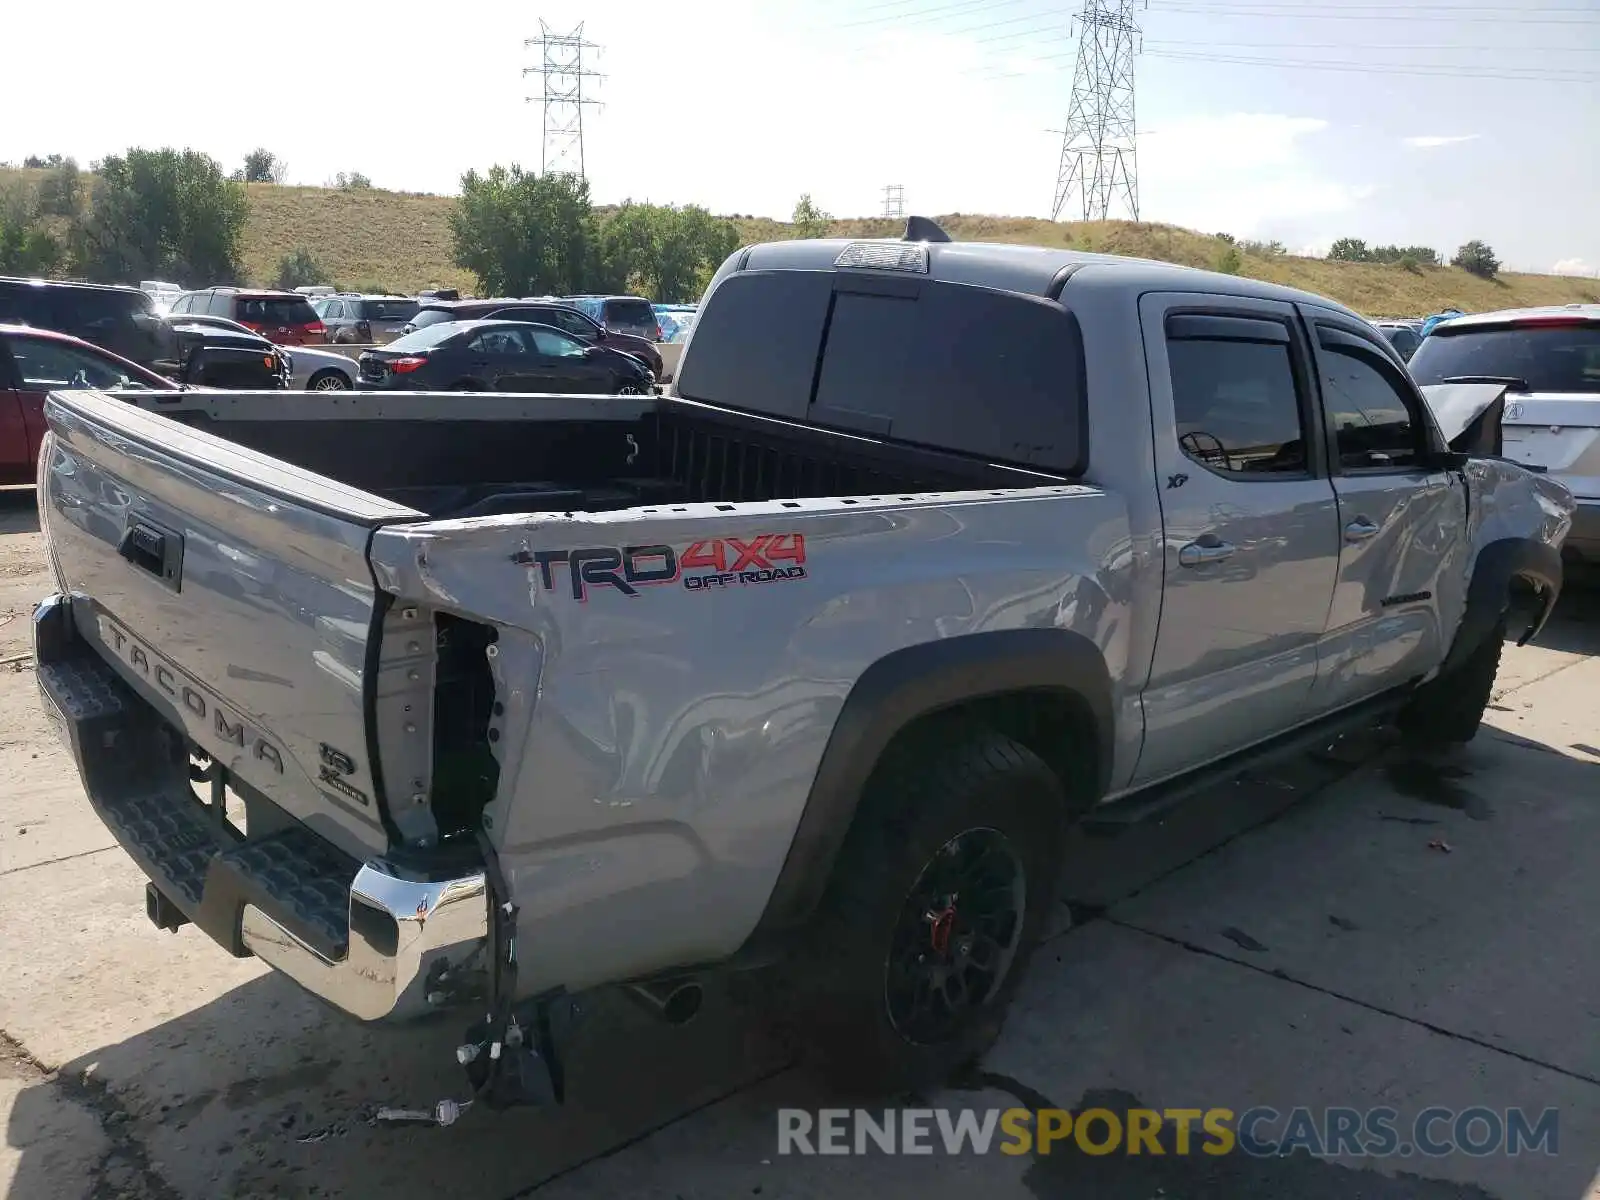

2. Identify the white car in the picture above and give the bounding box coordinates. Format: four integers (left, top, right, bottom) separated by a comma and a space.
1408, 303, 1600, 564
164, 313, 356, 390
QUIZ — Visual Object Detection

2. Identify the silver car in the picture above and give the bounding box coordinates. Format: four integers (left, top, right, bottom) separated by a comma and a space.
164, 313, 356, 390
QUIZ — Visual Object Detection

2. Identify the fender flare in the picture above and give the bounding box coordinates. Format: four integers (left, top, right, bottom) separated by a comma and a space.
1441, 536, 1562, 676
742, 628, 1114, 946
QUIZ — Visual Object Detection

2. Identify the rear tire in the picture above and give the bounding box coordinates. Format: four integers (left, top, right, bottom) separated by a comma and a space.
1398, 617, 1505, 747
774, 726, 1067, 1094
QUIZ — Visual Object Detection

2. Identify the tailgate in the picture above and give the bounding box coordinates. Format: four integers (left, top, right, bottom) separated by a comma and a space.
1501, 393, 1600, 498
39, 389, 424, 858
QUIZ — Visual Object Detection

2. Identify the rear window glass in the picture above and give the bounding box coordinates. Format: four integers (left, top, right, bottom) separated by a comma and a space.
1409, 322, 1600, 393
359, 299, 420, 321
675, 270, 835, 420
409, 308, 459, 330
813, 281, 1085, 473
678, 271, 1086, 473
603, 298, 658, 337
235, 296, 319, 326
385, 322, 465, 351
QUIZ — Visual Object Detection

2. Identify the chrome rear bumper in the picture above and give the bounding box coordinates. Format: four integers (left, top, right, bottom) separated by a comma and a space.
241, 864, 487, 1022
34, 593, 488, 1023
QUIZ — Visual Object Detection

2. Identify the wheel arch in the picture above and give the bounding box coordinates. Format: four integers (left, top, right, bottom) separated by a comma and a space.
1442, 536, 1562, 676
741, 628, 1114, 950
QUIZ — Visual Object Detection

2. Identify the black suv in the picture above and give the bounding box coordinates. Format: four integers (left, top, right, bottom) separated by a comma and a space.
0, 277, 176, 372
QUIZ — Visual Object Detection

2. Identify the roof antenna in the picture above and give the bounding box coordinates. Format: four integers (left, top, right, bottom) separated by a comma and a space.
902, 216, 951, 244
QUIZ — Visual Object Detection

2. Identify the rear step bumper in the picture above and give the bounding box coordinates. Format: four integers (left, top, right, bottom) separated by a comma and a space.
33, 593, 489, 1023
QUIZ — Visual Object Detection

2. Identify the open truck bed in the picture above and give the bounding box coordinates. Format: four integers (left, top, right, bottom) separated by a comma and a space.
132, 389, 1062, 520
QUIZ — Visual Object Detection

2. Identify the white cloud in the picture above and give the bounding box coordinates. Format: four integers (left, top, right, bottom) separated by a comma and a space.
1403, 135, 1479, 149
1553, 258, 1596, 276
1139, 115, 1372, 236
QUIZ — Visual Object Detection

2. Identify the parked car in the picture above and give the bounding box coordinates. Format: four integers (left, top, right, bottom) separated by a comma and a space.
1374, 320, 1422, 361
318, 294, 421, 344
164, 317, 292, 390
654, 304, 697, 343
0, 276, 176, 372
356, 319, 655, 393
1408, 304, 1600, 563
401, 299, 664, 376
169, 288, 326, 345
138, 280, 185, 314
0, 324, 177, 484
29, 220, 1572, 1111
563, 294, 662, 341
418, 287, 460, 303
162, 313, 353, 390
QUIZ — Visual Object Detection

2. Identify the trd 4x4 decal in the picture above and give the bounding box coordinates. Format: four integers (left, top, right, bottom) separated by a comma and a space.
518, 534, 807, 601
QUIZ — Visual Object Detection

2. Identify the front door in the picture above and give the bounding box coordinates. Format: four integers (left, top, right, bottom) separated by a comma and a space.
1133, 293, 1342, 785
1301, 309, 1471, 708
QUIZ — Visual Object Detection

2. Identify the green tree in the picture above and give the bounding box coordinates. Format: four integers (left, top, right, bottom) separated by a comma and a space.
335, 171, 373, 191
1327, 237, 1371, 263
792, 194, 832, 239
1452, 239, 1500, 279
599, 203, 739, 302
449, 166, 597, 295
35, 158, 84, 219
0, 183, 63, 276
73, 148, 248, 284
1214, 245, 1243, 275
275, 246, 330, 290
240, 148, 287, 184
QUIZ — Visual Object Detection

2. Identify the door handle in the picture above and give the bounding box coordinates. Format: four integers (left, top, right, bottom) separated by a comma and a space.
1344, 518, 1380, 543
1178, 537, 1236, 567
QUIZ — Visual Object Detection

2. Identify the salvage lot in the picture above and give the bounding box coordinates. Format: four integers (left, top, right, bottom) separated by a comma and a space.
1, 483, 1597, 1199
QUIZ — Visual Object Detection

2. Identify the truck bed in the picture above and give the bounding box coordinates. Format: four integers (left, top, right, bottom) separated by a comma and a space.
138, 390, 1064, 519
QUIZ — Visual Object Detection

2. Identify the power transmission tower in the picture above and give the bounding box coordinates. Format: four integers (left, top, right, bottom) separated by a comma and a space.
882, 184, 905, 220
1051, 0, 1143, 223
523, 22, 603, 177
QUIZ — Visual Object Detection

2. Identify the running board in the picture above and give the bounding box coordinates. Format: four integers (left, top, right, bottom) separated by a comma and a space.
1082, 689, 1410, 834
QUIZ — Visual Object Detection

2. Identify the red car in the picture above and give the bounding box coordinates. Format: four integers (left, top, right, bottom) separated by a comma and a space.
0, 324, 177, 486
168, 288, 327, 346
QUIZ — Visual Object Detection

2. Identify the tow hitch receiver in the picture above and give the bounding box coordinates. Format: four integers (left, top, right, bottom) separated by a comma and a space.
146, 883, 190, 933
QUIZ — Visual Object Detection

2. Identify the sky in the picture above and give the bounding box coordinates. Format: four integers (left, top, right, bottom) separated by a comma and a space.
5, 0, 1598, 274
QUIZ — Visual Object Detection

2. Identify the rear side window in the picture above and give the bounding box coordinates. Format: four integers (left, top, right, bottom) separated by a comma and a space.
1165, 317, 1307, 477
236, 296, 319, 326
1409, 322, 1600, 393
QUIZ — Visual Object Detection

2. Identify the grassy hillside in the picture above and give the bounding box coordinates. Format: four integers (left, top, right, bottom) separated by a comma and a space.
5, 168, 1595, 315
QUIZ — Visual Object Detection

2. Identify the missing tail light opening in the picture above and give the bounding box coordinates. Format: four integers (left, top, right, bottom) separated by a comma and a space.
430, 614, 501, 841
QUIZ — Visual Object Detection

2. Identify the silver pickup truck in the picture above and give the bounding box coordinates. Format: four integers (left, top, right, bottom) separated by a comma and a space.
32, 221, 1574, 1107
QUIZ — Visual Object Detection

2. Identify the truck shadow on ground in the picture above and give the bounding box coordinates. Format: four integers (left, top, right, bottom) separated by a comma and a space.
6, 591, 1598, 1199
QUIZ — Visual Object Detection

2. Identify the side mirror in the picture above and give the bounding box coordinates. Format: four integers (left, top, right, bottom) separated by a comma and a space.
1429, 450, 1470, 471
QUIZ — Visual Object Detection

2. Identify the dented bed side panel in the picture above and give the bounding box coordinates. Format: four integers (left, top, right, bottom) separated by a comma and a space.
368, 486, 1135, 992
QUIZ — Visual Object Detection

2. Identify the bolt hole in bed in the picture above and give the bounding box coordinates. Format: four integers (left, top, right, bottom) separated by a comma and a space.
158, 394, 1067, 518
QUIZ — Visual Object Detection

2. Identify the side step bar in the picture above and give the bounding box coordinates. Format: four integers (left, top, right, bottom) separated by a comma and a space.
1084, 687, 1411, 834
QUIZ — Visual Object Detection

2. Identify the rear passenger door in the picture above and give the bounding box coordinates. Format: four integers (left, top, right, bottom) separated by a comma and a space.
1302, 309, 1470, 709
1133, 294, 1342, 784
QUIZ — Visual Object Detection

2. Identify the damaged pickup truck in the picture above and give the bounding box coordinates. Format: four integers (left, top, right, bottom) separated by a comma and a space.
32, 220, 1574, 1107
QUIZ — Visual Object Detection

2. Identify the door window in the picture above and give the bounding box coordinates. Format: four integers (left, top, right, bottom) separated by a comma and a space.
467, 328, 529, 357
525, 328, 586, 358
1319, 345, 1425, 470
10, 337, 145, 390
1166, 319, 1308, 476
